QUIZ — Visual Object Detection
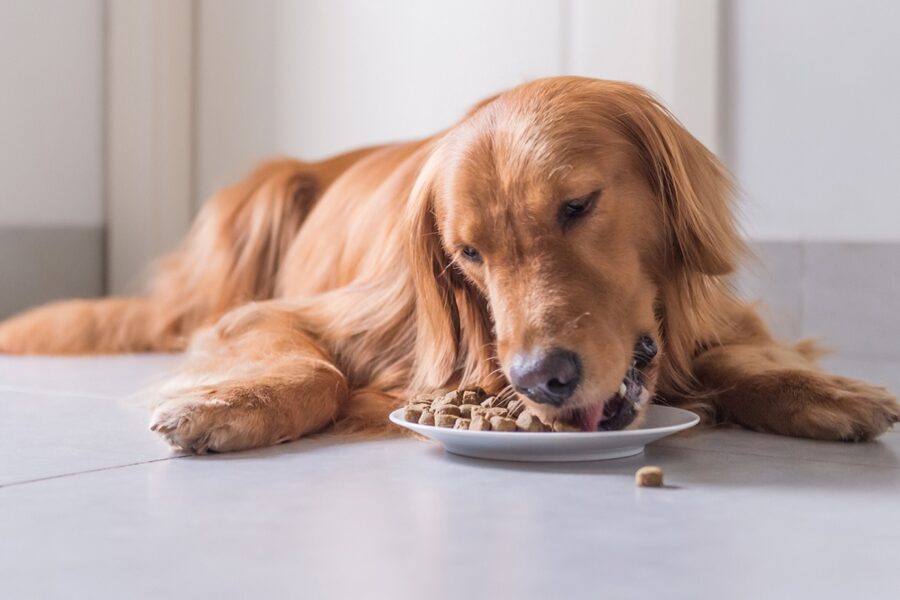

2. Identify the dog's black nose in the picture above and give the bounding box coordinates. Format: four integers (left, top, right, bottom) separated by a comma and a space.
509, 348, 581, 406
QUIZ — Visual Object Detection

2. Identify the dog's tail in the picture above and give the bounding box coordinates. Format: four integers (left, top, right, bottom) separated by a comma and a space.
0, 156, 357, 355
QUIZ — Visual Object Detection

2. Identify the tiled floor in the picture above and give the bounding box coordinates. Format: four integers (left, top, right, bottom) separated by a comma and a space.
0, 355, 898, 600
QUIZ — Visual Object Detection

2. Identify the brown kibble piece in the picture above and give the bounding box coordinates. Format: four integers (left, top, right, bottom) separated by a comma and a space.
412, 393, 438, 405
480, 395, 509, 408
469, 414, 491, 431
459, 404, 481, 418
489, 416, 517, 432
461, 390, 481, 405
418, 410, 435, 426
485, 407, 509, 418
507, 400, 526, 418
453, 418, 471, 430
434, 404, 461, 417
404, 405, 424, 423
635, 466, 664, 487
552, 420, 580, 432
515, 411, 544, 432
434, 391, 462, 408
435, 414, 459, 428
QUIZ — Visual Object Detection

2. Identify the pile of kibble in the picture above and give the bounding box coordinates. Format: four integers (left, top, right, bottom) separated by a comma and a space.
403, 388, 579, 432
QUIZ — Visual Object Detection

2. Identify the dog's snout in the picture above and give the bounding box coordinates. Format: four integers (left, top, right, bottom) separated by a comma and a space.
509, 348, 581, 406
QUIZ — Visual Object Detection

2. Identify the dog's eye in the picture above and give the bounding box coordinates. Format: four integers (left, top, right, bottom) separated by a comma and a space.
460, 246, 483, 263
559, 190, 600, 227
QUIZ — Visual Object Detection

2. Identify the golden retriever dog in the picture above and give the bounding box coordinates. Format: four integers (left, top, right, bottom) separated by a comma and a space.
1, 77, 897, 452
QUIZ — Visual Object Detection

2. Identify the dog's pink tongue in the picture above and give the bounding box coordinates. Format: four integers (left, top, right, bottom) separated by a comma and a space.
578, 401, 606, 431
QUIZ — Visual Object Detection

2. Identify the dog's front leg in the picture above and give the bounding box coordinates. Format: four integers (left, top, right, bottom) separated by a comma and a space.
685, 341, 899, 441
150, 301, 348, 453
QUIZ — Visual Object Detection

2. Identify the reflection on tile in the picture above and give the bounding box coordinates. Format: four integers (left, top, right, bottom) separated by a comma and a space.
0, 388, 177, 485
802, 243, 900, 360
0, 354, 183, 398
0, 437, 898, 600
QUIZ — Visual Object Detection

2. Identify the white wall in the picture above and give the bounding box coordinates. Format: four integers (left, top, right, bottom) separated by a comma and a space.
724, 0, 900, 242
0, 0, 105, 316
195, 0, 718, 204
197, 0, 566, 203
0, 0, 105, 227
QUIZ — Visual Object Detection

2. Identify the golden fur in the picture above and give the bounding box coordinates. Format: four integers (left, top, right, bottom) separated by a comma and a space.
0, 77, 896, 451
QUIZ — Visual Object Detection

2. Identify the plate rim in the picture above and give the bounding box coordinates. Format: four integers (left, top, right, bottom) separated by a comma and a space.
388, 404, 699, 439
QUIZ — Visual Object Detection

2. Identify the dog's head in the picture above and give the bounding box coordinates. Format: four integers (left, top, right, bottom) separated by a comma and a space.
406, 77, 741, 430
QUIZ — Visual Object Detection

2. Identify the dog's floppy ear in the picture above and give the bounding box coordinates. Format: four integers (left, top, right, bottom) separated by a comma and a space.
404, 149, 498, 393
610, 85, 743, 275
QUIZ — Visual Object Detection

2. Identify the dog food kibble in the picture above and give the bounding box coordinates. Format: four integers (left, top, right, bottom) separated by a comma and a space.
506, 400, 526, 418
635, 466, 664, 487
459, 404, 481, 418
435, 414, 459, 428
515, 411, 543, 432
462, 390, 481, 405
551, 420, 580, 432
469, 414, 492, 431
403, 388, 581, 433
434, 404, 461, 417
489, 416, 517, 432
404, 405, 424, 423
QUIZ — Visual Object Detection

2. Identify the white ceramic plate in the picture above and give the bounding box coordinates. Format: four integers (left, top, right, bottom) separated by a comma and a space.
389, 404, 699, 462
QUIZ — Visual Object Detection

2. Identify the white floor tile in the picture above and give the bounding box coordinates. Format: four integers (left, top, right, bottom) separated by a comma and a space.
0, 436, 898, 600
0, 388, 179, 485
0, 354, 183, 398
1, 356, 898, 599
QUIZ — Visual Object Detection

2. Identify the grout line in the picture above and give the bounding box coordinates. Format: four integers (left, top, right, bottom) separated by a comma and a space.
0, 455, 187, 490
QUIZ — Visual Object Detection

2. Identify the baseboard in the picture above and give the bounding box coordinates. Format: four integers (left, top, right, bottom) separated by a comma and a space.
734, 241, 900, 361
0, 226, 104, 318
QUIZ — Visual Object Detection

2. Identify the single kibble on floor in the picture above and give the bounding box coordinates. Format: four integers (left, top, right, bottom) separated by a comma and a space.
435, 414, 459, 428
453, 418, 471, 430
403, 405, 424, 423
635, 466, 664, 487
515, 411, 544, 432
418, 410, 435, 426
434, 404, 461, 417
489, 416, 517, 432
469, 414, 492, 431
459, 404, 480, 418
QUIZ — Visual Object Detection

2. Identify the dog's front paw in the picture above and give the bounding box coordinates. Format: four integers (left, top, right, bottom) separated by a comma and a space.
150, 389, 291, 454
795, 374, 899, 442
151, 395, 234, 453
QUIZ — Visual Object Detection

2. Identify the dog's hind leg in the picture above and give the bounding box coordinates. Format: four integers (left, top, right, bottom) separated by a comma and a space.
150, 301, 348, 453
0, 152, 375, 355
